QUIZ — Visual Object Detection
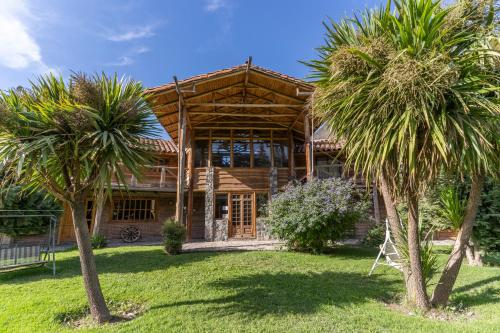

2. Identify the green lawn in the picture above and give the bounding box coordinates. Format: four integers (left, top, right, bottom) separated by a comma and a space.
0, 246, 498, 333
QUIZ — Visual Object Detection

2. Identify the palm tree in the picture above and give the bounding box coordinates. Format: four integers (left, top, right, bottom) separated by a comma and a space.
307, 0, 499, 310
0, 73, 157, 323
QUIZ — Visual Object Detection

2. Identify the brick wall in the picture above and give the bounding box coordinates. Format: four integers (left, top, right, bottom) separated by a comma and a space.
99, 194, 176, 242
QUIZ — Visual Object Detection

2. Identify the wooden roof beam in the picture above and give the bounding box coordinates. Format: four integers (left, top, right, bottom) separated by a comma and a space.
173, 76, 192, 130
152, 83, 246, 110
185, 103, 303, 108
188, 112, 297, 117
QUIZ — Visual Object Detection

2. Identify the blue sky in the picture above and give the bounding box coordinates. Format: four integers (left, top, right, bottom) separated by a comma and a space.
0, 0, 385, 137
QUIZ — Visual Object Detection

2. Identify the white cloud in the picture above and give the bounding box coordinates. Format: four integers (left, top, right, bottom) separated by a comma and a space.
106, 26, 155, 42
0, 0, 51, 72
106, 56, 134, 66
134, 46, 150, 54
204, 0, 229, 12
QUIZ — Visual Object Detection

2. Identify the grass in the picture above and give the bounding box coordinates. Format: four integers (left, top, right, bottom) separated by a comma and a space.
0, 246, 498, 333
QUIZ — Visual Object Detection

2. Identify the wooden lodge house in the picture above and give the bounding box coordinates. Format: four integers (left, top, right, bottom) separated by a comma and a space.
58, 60, 381, 244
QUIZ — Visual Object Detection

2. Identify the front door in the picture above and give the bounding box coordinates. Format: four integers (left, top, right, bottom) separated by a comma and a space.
229, 193, 254, 238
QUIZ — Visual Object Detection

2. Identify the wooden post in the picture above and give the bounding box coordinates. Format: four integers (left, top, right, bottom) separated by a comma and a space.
175, 103, 187, 224
160, 167, 166, 188
288, 130, 295, 179
304, 113, 312, 181
186, 129, 194, 240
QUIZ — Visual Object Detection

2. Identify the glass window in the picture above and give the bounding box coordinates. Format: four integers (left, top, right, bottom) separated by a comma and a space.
194, 140, 209, 167
273, 141, 289, 167
112, 199, 156, 222
215, 194, 228, 219
253, 130, 271, 138
253, 140, 271, 167
233, 129, 250, 138
316, 157, 343, 179
256, 193, 269, 217
212, 139, 231, 167
233, 140, 251, 167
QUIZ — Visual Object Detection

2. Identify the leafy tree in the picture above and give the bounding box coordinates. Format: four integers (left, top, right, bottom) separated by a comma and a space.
473, 178, 500, 260
0, 186, 61, 237
0, 73, 157, 323
266, 178, 369, 253
307, 0, 499, 309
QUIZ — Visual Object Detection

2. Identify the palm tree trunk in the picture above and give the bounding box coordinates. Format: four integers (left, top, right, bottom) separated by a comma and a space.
406, 191, 430, 310
431, 175, 484, 306
92, 194, 105, 237
379, 175, 416, 301
70, 194, 111, 323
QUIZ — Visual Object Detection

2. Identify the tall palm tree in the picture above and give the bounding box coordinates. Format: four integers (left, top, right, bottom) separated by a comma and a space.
0, 73, 157, 323
307, 0, 499, 309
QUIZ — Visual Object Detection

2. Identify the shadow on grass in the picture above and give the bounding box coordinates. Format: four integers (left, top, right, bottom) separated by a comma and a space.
151, 270, 399, 317
0, 248, 221, 284
451, 275, 500, 307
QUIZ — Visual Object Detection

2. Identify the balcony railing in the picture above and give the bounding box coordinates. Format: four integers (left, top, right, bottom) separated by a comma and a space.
112, 166, 178, 191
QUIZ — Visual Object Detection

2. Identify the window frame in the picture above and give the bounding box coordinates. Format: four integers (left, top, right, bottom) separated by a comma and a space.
111, 198, 157, 223
194, 129, 290, 168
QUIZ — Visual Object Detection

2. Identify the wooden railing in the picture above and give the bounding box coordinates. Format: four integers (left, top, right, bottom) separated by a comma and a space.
112, 166, 178, 190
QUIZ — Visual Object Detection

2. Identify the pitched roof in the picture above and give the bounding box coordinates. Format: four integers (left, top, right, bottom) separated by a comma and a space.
146, 61, 316, 142
139, 138, 178, 154
146, 64, 312, 95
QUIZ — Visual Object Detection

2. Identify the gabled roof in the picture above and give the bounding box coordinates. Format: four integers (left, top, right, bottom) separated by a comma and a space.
147, 61, 316, 142
139, 138, 177, 154
147, 64, 313, 95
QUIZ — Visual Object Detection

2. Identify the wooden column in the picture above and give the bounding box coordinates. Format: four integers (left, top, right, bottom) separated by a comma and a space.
288, 130, 295, 179
175, 102, 187, 224
186, 129, 194, 240
304, 113, 312, 181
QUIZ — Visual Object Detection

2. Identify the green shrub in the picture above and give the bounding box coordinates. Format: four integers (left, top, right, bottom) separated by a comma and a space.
362, 224, 385, 247
265, 178, 369, 253
91, 234, 107, 249
0, 186, 61, 237
163, 220, 186, 255
474, 178, 500, 256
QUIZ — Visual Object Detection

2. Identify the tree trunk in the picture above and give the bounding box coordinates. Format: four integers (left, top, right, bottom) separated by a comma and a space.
379, 175, 416, 302
92, 194, 105, 237
431, 175, 484, 307
406, 191, 430, 310
465, 243, 475, 265
71, 194, 111, 323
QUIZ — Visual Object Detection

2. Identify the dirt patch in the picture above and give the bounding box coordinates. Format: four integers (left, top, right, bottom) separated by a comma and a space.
56, 300, 145, 329
383, 301, 476, 322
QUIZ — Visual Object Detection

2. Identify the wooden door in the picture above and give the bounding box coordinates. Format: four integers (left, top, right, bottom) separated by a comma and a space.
229, 193, 255, 238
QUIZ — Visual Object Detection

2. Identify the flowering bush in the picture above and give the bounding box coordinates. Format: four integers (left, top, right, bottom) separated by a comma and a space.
266, 178, 369, 252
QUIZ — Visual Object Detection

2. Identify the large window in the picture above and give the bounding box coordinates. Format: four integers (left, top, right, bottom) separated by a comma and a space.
273, 141, 289, 168
212, 139, 231, 167
193, 129, 290, 168
233, 140, 251, 167
253, 140, 271, 167
112, 199, 156, 222
194, 140, 209, 167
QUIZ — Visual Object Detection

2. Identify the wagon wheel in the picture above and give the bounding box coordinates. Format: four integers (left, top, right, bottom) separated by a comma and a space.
120, 226, 141, 243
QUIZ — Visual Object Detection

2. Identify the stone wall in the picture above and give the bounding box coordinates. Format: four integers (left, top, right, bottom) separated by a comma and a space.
256, 217, 274, 240
214, 218, 228, 241
99, 194, 176, 242
204, 167, 215, 241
